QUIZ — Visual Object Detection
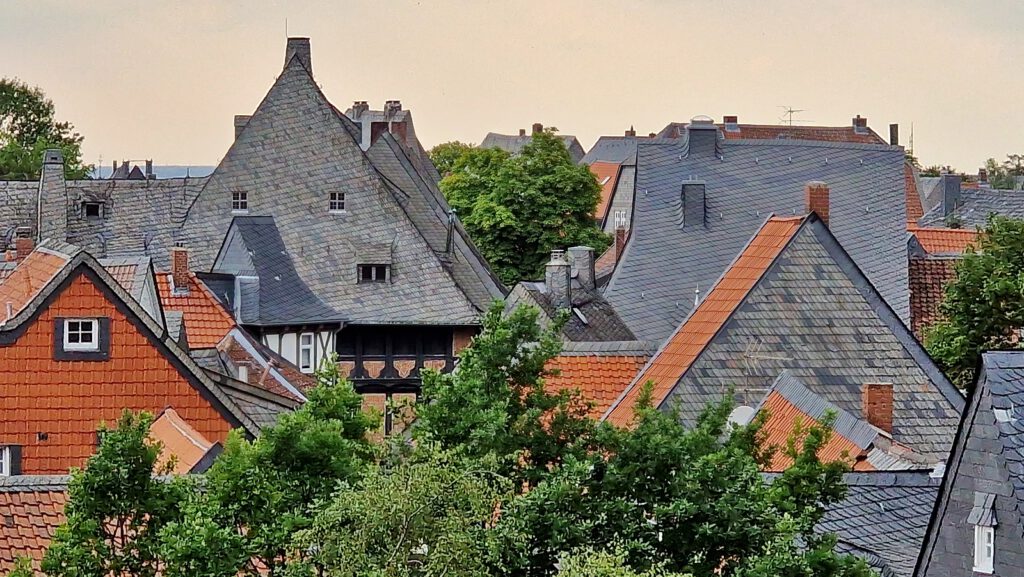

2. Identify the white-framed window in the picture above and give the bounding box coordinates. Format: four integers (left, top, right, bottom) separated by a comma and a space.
0, 447, 10, 477
329, 192, 346, 213
299, 333, 315, 373
231, 191, 249, 213
237, 365, 249, 382
614, 210, 628, 229
63, 319, 99, 351
974, 525, 994, 574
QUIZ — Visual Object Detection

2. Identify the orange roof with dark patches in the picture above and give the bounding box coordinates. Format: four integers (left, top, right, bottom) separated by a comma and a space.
905, 164, 924, 223
150, 407, 215, 474
759, 390, 873, 472
908, 227, 979, 254
909, 259, 959, 340
103, 264, 140, 292
546, 354, 649, 418
156, 273, 236, 349
721, 124, 886, 144
604, 216, 804, 427
0, 250, 68, 320
589, 161, 621, 222
0, 483, 67, 574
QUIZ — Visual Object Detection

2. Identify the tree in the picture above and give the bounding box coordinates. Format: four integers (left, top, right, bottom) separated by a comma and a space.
159, 360, 379, 577
293, 445, 510, 577
489, 387, 868, 577
42, 411, 190, 577
926, 215, 1024, 390
428, 140, 474, 176
0, 78, 90, 179
415, 302, 598, 489
983, 155, 1024, 189
441, 129, 611, 284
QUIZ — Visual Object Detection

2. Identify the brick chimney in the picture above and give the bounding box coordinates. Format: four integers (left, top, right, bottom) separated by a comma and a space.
545, 249, 571, 309
889, 123, 899, 146
234, 115, 251, 139
567, 246, 596, 291
615, 226, 628, 261
170, 247, 190, 294
723, 115, 738, 124
625, 126, 636, 137
532, 122, 544, 135
804, 181, 830, 227
14, 228, 33, 261
284, 37, 312, 75
852, 115, 868, 133
978, 168, 988, 184
862, 383, 893, 434
518, 128, 526, 137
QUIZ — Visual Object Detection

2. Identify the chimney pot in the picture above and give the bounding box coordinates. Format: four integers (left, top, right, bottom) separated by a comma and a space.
862, 383, 894, 434
567, 246, 596, 291
284, 37, 312, 75
532, 123, 544, 135
804, 181, 830, 227
648, 132, 656, 138
544, 249, 571, 310
170, 247, 190, 294
889, 123, 899, 146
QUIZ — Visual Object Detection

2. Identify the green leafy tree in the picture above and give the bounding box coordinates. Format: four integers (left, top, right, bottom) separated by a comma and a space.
42, 411, 189, 577
983, 155, 1024, 189
0, 78, 90, 179
489, 387, 867, 577
293, 445, 510, 577
428, 140, 474, 176
160, 360, 379, 577
441, 129, 611, 283
925, 215, 1024, 389
416, 302, 598, 489
556, 547, 688, 577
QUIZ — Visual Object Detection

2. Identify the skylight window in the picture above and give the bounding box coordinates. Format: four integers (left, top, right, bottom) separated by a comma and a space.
329, 192, 346, 213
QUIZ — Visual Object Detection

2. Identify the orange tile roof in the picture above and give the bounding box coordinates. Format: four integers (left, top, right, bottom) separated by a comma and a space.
589, 161, 621, 222
604, 216, 804, 427
909, 258, 959, 340
156, 273, 236, 349
546, 354, 649, 418
720, 124, 885, 145
0, 485, 67, 574
0, 250, 69, 321
905, 163, 924, 223
0, 273, 234, 473
908, 226, 979, 254
759, 390, 872, 472
150, 407, 214, 474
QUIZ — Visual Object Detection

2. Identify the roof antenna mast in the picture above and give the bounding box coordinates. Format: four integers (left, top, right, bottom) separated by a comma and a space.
778, 106, 809, 126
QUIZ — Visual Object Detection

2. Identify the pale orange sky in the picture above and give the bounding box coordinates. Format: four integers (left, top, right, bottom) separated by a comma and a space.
2, 0, 1021, 171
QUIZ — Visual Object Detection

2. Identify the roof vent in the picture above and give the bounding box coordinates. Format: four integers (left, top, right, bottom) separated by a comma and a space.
690, 115, 714, 125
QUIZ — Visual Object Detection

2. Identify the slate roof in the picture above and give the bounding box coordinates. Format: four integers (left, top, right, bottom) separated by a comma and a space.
819, 471, 940, 577
544, 341, 653, 418
506, 280, 636, 342
581, 136, 643, 166
914, 351, 1024, 576
480, 132, 586, 164
604, 128, 911, 344
603, 215, 962, 463
919, 186, 1024, 229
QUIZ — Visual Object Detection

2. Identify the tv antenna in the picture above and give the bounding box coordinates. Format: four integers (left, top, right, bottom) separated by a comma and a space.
778, 106, 811, 126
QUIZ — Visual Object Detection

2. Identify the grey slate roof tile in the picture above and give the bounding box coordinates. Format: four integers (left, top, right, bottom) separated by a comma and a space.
507, 280, 636, 342
919, 186, 1024, 229
605, 133, 911, 344
480, 132, 586, 164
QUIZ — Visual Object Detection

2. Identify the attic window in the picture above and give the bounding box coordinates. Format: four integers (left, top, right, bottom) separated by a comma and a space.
231, 191, 249, 213
329, 192, 346, 213
83, 202, 103, 219
64, 319, 99, 351
358, 264, 389, 283
974, 526, 994, 573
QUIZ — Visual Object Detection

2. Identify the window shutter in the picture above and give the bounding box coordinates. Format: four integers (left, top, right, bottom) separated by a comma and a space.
9, 445, 22, 475
98, 317, 112, 355
53, 317, 66, 356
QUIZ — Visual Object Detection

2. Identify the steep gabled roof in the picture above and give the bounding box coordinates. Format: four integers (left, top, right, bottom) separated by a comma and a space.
589, 161, 622, 224
604, 215, 962, 462
605, 133, 911, 344
908, 226, 978, 255
156, 271, 236, 348
480, 132, 585, 164
150, 407, 220, 474
544, 341, 653, 418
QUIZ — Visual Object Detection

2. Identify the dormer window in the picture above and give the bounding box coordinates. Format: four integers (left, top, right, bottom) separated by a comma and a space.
83, 202, 103, 219
358, 264, 389, 283
64, 319, 99, 351
231, 191, 249, 213
54, 317, 110, 360
969, 491, 997, 574
329, 192, 346, 213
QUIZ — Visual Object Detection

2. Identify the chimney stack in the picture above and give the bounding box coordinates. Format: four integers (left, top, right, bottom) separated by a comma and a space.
804, 181, 830, 227
978, 168, 988, 184
518, 128, 526, 137
234, 115, 251, 139
852, 115, 868, 133
384, 100, 403, 117
862, 383, 894, 434
532, 122, 544, 135
889, 123, 899, 146
145, 159, 154, 180
615, 226, 628, 262
14, 227, 33, 261
567, 246, 596, 291
941, 172, 962, 217
38, 149, 67, 243
284, 37, 312, 75
170, 247, 190, 294
545, 249, 571, 310
625, 126, 636, 137
350, 101, 369, 120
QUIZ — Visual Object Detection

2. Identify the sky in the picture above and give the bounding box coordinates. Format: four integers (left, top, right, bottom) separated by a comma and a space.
2, 0, 1021, 171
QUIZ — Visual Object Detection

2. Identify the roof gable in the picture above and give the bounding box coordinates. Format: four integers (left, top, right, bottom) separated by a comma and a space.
604, 215, 961, 461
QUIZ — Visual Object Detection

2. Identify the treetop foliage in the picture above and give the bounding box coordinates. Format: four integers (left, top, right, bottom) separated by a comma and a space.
0, 78, 90, 180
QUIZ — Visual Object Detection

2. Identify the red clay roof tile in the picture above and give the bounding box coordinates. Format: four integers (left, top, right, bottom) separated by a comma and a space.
150, 407, 214, 474
908, 227, 978, 254
0, 250, 68, 320
0, 488, 67, 574
909, 258, 959, 341
589, 161, 621, 223
156, 273, 236, 349
759, 391, 872, 472
546, 354, 649, 418
604, 216, 804, 427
